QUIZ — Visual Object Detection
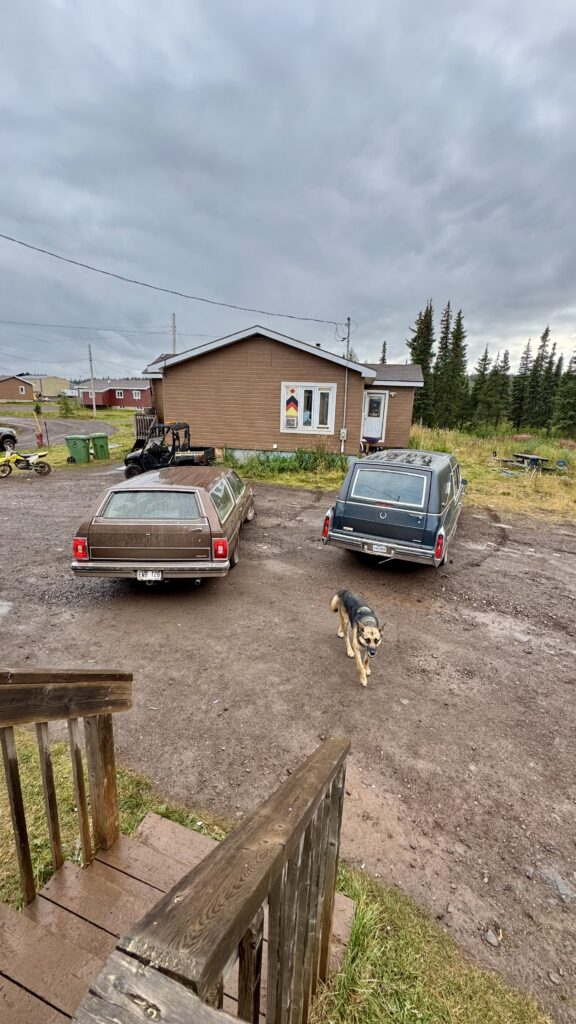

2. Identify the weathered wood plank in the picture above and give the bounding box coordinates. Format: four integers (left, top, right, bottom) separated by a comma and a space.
0, 901, 100, 1016
310, 787, 332, 997
40, 861, 156, 937
267, 836, 303, 1024
300, 803, 327, 1024
96, 833, 193, 892
24, 895, 117, 960
0, 973, 69, 1024
74, 949, 235, 1023
0, 681, 132, 726
35, 721, 64, 871
121, 737, 350, 998
0, 725, 35, 904
0, 668, 132, 685
84, 714, 119, 851
135, 811, 218, 867
68, 717, 92, 864
290, 823, 314, 1024
318, 765, 346, 982
238, 907, 264, 1023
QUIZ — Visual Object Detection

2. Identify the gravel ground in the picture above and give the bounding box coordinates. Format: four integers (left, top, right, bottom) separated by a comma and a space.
1, 465, 574, 1021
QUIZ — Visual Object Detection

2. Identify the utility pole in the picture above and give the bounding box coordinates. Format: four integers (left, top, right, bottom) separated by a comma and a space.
341, 315, 351, 453
171, 312, 177, 354
88, 344, 97, 420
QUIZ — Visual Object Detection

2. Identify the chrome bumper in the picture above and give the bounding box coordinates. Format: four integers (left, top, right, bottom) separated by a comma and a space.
71, 559, 230, 579
325, 529, 439, 566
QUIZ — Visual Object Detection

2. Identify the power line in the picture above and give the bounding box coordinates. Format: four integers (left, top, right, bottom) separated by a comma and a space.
0, 232, 341, 327
0, 319, 171, 333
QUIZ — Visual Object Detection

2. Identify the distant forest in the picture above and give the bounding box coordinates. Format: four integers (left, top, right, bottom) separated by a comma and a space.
404, 301, 576, 436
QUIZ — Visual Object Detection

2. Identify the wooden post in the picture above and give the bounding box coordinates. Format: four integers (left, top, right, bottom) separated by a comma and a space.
301, 795, 330, 1021
84, 713, 119, 851
68, 717, 92, 864
310, 787, 333, 996
35, 721, 63, 871
0, 726, 36, 904
238, 906, 264, 1023
290, 825, 314, 1024
318, 765, 346, 983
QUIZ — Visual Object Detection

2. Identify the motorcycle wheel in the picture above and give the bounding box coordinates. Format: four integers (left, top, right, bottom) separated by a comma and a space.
34, 462, 52, 475
0, 463, 13, 477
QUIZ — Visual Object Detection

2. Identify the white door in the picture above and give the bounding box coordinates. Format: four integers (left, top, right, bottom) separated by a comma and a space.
362, 391, 386, 441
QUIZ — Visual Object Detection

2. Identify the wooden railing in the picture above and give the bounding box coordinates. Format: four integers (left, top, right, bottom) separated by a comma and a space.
0, 667, 132, 904
76, 736, 350, 1024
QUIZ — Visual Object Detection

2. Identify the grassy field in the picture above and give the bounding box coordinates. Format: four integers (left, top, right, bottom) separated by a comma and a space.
231, 429, 576, 522
1, 404, 135, 470
0, 730, 550, 1024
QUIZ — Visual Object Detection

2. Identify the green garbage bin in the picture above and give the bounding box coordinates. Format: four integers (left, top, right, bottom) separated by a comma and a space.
91, 433, 110, 460
65, 435, 90, 464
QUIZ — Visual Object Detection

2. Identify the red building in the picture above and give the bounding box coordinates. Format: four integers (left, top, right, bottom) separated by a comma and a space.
79, 379, 151, 410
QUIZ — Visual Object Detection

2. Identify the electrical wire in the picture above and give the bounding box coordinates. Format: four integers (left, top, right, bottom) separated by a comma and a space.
0, 319, 171, 333
0, 232, 341, 327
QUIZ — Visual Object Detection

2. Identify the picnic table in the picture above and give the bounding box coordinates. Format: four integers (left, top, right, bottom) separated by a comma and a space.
512, 453, 549, 466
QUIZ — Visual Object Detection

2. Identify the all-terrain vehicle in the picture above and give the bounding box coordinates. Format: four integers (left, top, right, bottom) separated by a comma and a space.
124, 421, 216, 478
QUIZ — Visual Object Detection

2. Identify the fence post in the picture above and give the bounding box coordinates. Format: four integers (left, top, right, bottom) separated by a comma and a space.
84, 713, 120, 851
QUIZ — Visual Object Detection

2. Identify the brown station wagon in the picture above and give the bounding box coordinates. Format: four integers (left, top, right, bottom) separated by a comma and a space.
71, 466, 254, 582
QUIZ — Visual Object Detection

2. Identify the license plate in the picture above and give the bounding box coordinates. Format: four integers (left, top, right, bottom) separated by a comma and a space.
137, 570, 162, 582
371, 543, 394, 555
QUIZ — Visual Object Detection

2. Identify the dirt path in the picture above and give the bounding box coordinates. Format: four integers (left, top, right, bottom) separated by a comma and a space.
1, 467, 574, 1021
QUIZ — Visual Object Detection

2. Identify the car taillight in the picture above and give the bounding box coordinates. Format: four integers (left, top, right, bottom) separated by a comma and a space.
213, 538, 229, 560
73, 537, 88, 560
435, 533, 444, 560
322, 513, 331, 539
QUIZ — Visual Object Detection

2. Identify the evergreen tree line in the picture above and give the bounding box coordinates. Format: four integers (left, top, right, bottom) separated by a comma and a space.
406, 301, 576, 435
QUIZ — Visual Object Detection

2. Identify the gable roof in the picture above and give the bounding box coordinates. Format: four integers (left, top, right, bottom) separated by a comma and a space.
143, 326, 377, 378
364, 363, 424, 387
77, 378, 151, 392
0, 375, 33, 385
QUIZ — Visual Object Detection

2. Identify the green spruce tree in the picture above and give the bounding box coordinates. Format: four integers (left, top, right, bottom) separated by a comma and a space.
539, 342, 558, 432
469, 345, 492, 425
380, 341, 387, 364
497, 349, 511, 425
510, 340, 532, 429
407, 300, 435, 425
526, 327, 550, 427
554, 354, 576, 436
432, 301, 452, 427
446, 309, 469, 428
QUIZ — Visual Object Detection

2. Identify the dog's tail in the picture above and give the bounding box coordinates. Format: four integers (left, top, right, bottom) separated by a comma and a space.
330, 592, 341, 613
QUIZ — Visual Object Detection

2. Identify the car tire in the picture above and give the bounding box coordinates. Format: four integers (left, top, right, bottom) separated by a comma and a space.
125, 465, 143, 479
230, 539, 240, 567
1, 440, 16, 453
0, 463, 12, 477
245, 502, 255, 522
34, 462, 52, 475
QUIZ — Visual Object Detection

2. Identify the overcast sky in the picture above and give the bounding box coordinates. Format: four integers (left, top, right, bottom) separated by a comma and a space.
1, 0, 575, 380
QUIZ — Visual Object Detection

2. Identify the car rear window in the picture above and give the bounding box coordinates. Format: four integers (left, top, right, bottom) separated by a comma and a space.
227, 471, 245, 501
101, 490, 201, 520
209, 478, 235, 522
351, 468, 427, 509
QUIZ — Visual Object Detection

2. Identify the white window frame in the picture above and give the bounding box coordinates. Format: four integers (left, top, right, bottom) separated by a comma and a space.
19, 385, 26, 395
115, 389, 124, 399
280, 382, 337, 435
132, 389, 141, 400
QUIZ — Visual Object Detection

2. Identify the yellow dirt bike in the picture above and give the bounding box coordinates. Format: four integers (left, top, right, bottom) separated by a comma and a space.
0, 450, 52, 477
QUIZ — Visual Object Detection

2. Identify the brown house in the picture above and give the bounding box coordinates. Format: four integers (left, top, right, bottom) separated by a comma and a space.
143, 327, 423, 456
0, 375, 35, 401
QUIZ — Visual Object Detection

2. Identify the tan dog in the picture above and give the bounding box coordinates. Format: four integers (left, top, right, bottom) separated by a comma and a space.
330, 588, 383, 687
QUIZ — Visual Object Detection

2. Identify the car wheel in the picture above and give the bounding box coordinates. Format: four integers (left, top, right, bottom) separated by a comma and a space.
0, 463, 12, 477
230, 539, 240, 567
125, 464, 143, 479
245, 502, 255, 522
1, 440, 16, 453
34, 462, 52, 475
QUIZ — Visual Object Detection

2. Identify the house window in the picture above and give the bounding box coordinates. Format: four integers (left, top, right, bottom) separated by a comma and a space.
19, 385, 26, 395
115, 390, 124, 399
281, 383, 336, 433
132, 390, 141, 400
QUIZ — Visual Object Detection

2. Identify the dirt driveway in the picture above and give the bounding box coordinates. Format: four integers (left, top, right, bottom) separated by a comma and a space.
1, 466, 574, 1021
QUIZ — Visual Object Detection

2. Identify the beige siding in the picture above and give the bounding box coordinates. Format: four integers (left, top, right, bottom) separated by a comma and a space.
160, 334, 366, 455
150, 380, 165, 421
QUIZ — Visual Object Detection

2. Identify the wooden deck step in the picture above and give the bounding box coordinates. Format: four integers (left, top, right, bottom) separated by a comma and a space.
0, 902, 100, 1020
0, 974, 68, 1024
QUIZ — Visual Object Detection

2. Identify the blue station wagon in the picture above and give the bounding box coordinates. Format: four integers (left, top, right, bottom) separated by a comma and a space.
322, 449, 466, 567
